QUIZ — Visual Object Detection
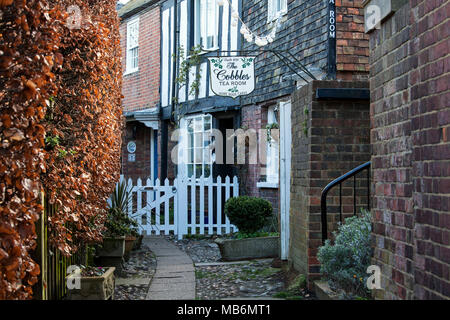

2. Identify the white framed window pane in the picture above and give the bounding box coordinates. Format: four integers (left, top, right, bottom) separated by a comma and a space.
188, 147, 194, 163
194, 148, 202, 164
266, 106, 279, 183
183, 114, 214, 178
197, 0, 216, 49
127, 20, 139, 49
194, 117, 202, 132
195, 164, 202, 178
187, 119, 194, 133
204, 116, 211, 131
204, 164, 211, 178
195, 132, 202, 148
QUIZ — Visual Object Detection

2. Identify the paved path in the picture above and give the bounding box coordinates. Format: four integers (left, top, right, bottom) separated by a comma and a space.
145, 236, 196, 300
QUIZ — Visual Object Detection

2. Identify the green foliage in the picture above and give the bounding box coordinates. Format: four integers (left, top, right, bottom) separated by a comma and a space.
224, 196, 273, 234
104, 208, 139, 238
303, 107, 309, 137
266, 122, 279, 145
105, 181, 139, 237
45, 135, 60, 148
287, 274, 307, 293
317, 209, 373, 298
174, 44, 203, 98
109, 180, 132, 213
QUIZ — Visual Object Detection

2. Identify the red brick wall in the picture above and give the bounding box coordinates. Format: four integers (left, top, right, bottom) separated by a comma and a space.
370, 0, 449, 299
336, 0, 370, 80
290, 80, 371, 286
120, 6, 160, 112
121, 122, 153, 182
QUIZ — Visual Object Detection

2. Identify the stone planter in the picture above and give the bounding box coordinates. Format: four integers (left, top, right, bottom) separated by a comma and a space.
67, 267, 115, 300
215, 236, 280, 261
124, 235, 136, 261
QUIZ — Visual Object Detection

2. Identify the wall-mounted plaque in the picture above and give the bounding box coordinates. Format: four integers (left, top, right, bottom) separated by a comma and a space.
127, 141, 137, 154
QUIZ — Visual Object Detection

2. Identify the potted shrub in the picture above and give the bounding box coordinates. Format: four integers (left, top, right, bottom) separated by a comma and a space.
97, 181, 139, 272
67, 266, 115, 300
215, 196, 280, 261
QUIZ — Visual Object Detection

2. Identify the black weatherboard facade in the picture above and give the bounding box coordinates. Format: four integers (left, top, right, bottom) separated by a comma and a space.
240, 0, 332, 106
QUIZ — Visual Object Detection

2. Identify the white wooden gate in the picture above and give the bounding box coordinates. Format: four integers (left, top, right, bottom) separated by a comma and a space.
121, 175, 239, 239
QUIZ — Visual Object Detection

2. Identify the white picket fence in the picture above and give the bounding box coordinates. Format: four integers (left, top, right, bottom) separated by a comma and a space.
117, 175, 239, 239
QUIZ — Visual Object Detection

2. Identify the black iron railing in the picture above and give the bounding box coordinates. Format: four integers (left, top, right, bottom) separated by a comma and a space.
321, 161, 371, 243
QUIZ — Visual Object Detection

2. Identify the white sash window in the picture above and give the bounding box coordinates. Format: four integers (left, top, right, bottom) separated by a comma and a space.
266, 105, 279, 184
195, 0, 218, 50
126, 17, 139, 74
268, 0, 287, 22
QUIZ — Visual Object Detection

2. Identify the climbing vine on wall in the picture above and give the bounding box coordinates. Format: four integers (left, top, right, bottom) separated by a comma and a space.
0, 0, 123, 299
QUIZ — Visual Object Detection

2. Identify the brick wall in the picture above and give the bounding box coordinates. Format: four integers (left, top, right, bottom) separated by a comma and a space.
121, 122, 153, 182
290, 80, 371, 285
120, 5, 160, 112
336, 0, 370, 80
369, 0, 449, 299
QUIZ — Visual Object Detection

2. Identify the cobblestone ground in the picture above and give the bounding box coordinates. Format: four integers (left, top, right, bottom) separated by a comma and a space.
167, 236, 315, 300
114, 242, 157, 300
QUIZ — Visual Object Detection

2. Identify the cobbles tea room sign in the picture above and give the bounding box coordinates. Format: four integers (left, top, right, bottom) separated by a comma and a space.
208, 56, 255, 99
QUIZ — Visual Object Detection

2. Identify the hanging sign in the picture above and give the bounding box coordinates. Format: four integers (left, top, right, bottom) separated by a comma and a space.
208, 56, 256, 99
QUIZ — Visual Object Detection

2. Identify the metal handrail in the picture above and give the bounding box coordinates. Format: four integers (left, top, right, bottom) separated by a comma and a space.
321, 161, 371, 243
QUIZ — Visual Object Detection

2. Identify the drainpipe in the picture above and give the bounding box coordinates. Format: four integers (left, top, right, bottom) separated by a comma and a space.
170, 0, 178, 122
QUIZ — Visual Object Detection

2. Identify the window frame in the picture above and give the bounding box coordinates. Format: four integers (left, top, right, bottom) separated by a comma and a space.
265, 105, 279, 184
184, 113, 214, 179
194, 0, 219, 50
125, 17, 140, 75
267, 0, 288, 23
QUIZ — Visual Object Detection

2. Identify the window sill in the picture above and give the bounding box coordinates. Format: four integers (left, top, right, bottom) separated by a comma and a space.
267, 10, 288, 24
123, 69, 139, 76
187, 46, 220, 59
257, 181, 279, 189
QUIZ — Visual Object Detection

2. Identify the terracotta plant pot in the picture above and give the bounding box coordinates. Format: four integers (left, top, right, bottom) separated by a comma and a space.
66, 267, 115, 300
124, 235, 136, 262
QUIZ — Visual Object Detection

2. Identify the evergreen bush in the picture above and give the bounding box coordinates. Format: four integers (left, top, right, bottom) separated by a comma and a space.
224, 196, 273, 234
317, 209, 373, 298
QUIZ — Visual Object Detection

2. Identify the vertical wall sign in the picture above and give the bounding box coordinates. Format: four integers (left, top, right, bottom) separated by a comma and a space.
208, 56, 256, 99
327, 0, 337, 79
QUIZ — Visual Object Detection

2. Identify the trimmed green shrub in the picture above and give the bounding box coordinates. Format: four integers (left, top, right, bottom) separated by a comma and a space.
224, 196, 273, 234
317, 209, 373, 298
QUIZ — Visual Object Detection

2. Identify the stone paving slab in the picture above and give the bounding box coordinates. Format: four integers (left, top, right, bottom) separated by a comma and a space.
144, 237, 196, 300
